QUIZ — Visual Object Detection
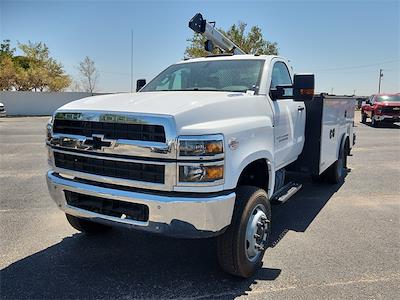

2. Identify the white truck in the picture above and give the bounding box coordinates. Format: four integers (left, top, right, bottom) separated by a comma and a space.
46, 13, 355, 278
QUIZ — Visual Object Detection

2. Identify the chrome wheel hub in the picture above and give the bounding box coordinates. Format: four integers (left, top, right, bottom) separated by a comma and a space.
245, 204, 269, 262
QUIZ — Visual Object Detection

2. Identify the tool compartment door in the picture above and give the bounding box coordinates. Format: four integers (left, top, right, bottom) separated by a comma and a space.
319, 98, 340, 174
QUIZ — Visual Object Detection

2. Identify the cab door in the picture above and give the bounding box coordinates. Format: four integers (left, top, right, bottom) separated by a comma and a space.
268, 60, 306, 169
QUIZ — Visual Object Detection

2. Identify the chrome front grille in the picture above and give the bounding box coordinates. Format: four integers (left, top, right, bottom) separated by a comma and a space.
381, 106, 400, 114
49, 111, 177, 159
48, 111, 178, 191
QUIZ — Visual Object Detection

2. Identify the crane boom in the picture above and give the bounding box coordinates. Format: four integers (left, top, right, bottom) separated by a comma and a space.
188, 13, 246, 55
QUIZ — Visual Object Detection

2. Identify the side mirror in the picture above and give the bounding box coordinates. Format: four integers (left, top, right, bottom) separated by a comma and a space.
293, 74, 314, 102
270, 85, 291, 100
136, 79, 146, 92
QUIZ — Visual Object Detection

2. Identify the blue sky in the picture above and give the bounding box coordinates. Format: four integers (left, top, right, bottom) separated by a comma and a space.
1, 0, 399, 95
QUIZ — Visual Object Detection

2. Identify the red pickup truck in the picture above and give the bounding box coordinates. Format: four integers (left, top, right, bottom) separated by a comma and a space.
361, 93, 400, 127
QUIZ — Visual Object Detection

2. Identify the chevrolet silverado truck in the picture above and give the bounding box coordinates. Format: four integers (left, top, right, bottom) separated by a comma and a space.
361, 93, 400, 126
46, 13, 355, 278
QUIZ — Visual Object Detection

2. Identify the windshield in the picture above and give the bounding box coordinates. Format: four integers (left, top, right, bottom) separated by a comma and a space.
141, 59, 264, 93
376, 95, 400, 102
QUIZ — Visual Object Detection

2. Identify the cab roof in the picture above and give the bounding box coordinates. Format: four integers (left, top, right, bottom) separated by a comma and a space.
176, 54, 282, 65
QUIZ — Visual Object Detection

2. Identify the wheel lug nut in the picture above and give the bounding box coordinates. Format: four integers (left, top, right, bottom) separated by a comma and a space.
255, 244, 265, 251
254, 233, 261, 239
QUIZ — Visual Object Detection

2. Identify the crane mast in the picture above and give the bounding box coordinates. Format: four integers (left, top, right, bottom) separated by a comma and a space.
188, 13, 246, 55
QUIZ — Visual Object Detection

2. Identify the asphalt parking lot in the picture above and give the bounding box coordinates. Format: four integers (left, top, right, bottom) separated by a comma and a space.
0, 113, 399, 299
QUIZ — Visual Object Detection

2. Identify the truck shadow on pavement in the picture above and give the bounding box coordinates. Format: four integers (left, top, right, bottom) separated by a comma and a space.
1, 177, 343, 299
268, 177, 343, 248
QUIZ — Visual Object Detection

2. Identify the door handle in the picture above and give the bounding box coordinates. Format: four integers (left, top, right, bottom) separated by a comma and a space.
297, 106, 304, 111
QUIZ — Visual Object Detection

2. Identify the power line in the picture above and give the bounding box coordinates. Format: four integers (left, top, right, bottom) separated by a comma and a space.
312, 59, 399, 72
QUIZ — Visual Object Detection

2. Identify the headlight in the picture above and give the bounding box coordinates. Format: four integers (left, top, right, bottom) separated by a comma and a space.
46, 117, 53, 143
178, 135, 224, 157
179, 164, 224, 182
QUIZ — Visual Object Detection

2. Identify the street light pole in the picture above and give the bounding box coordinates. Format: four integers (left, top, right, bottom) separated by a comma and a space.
130, 30, 134, 93
378, 69, 383, 94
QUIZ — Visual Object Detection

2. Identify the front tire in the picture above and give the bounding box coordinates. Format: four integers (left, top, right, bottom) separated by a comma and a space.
361, 112, 367, 123
371, 114, 379, 127
66, 214, 111, 234
217, 186, 271, 278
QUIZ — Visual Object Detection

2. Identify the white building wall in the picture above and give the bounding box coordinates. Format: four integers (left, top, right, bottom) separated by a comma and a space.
0, 91, 109, 116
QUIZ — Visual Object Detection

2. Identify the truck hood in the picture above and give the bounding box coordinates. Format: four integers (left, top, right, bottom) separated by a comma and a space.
58, 91, 270, 136
59, 91, 244, 116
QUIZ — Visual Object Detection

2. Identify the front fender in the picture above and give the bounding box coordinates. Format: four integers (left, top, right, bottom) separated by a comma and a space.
223, 122, 275, 198
337, 133, 349, 159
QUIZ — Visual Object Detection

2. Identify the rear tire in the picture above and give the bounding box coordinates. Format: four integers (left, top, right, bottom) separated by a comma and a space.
217, 186, 271, 278
325, 141, 347, 184
66, 214, 111, 234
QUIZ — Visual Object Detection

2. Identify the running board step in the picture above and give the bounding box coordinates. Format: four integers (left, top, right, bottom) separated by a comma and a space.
271, 182, 302, 204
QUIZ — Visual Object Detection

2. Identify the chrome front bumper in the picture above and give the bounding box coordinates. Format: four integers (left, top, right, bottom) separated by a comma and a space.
46, 171, 235, 238
375, 115, 400, 122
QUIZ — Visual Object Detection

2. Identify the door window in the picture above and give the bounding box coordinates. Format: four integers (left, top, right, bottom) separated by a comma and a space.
270, 61, 292, 89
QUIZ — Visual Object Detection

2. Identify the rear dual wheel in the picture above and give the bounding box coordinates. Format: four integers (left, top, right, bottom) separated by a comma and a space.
326, 140, 348, 184
217, 186, 271, 278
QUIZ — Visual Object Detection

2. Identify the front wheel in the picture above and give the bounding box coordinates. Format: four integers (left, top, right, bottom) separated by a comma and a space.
371, 115, 379, 127
217, 186, 271, 278
361, 112, 367, 123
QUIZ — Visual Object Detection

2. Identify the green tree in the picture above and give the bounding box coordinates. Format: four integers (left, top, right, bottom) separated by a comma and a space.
18, 41, 71, 91
0, 40, 71, 91
0, 56, 17, 90
0, 40, 15, 58
185, 22, 278, 58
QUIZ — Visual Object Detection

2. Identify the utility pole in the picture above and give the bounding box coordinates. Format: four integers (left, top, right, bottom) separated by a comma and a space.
378, 69, 383, 94
130, 30, 134, 93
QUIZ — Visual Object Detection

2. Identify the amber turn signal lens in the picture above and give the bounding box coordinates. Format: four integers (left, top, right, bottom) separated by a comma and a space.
300, 88, 314, 95
179, 164, 224, 182
205, 165, 224, 179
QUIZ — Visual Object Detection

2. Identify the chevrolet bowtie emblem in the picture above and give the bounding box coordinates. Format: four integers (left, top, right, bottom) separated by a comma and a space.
84, 135, 112, 151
